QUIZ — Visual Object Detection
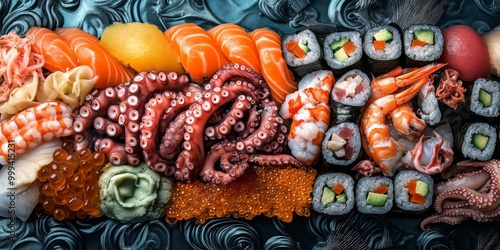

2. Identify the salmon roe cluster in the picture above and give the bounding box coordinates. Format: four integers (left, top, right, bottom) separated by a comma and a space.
166, 166, 316, 224
37, 139, 107, 220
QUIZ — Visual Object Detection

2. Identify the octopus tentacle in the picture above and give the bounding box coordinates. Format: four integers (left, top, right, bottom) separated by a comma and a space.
209, 63, 265, 89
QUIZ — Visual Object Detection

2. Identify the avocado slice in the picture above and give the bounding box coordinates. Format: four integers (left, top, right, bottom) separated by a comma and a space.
479, 89, 492, 107
330, 37, 349, 51
473, 134, 489, 150
366, 192, 388, 207
298, 43, 310, 54
414, 29, 434, 45
334, 47, 349, 61
415, 181, 429, 197
336, 193, 347, 203
373, 29, 393, 42
321, 186, 335, 205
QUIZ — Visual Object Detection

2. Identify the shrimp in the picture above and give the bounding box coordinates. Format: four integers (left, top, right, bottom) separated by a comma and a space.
388, 102, 426, 140
361, 76, 430, 177
280, 70, 334, 166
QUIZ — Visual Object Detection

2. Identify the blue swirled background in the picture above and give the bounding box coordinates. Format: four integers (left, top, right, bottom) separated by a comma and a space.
1, 0, 500, 249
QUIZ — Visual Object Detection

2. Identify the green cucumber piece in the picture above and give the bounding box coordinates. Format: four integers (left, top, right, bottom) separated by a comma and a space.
414, 29, 434, 45
330, 37, 349, 51
336, 193, 347, 203
373, 29, 393, 42
473, 134, 489, 150
321, 186, 335, 205
298, 43, 310, 53
415, 181, 429, 197
366, 192, 388, 207
479, 89, 492, 107
334, 47, 349, 61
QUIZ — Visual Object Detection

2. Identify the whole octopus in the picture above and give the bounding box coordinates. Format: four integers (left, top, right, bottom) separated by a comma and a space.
421, 159, 500, 229
73, 64, 305, 184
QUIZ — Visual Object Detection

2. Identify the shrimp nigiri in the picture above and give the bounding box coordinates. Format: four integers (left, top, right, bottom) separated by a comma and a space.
56, 27, 135, 89
26, 27, 79, 73
208, 23, 261, 74
251, 28, 298, 107
165, 23, 229, 83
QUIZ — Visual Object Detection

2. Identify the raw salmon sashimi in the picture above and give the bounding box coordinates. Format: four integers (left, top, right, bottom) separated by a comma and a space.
164, 23, 229, 83
208, 23, 261, 74
250, 28, 297, 107
55, 27, 135, 89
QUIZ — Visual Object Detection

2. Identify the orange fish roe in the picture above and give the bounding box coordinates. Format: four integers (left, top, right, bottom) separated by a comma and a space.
166, 165, 316, 224
37, 139, 107, 220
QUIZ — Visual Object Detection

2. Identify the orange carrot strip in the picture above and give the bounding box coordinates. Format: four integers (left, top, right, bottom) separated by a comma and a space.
331, 183, 345, 195
410, 193, 426, 204
374, 185, 388, 194
411, 39, 427, 47
373, 40, 386, 50
343, 40, 356, 55
286, 41, 306, 58
407, 180, 417, 195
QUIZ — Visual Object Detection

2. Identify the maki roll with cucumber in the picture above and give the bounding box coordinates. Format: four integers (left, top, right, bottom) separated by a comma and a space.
394, 170, 433, 212
330, 69, 371, 124
469, 78, 500, 119
363, 25, 402, 75
455, 122, 498, 161
323, 31, 363, 75
312, 173, 355, 215
282, 29, 323, 77
403, 24, 444, 67
321, 122, 362, 168
355, 176, 394, 214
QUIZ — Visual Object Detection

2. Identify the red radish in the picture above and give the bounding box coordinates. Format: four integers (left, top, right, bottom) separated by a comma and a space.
440, 25, 490, 82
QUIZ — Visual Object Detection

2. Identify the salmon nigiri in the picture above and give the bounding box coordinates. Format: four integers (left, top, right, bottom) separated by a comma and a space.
208, 23, 261, 74
164, 23, 229, 83
26, 27, 79, 73
56, 27, 135, 89
250, 28, 297, 107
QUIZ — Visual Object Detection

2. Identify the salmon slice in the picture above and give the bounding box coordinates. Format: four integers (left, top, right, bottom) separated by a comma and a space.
164, 23, 229, 83
208, 23, 261, 74
250, 28, 297, 107
26, 27, 79, 73
56, 27, 134, 89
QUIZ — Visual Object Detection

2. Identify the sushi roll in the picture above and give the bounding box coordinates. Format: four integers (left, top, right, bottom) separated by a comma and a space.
469, 78, 500, 119
330, 69, 371, 124
363, 25, 402, 75
455, 122, 498, 161
403, 24, 444, 67
323, 31, 363, 75
282, 29, 323, 77
312, 173, 355, 215
321, 122, 362, 167
394, 170, 433, 212
355, 176, 393, 214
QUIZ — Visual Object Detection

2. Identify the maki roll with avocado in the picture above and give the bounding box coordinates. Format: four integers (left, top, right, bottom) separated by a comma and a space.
394, 170, 433, 212
330, 69, 371, 124
323, 31, 363, 75
455, 122, 498, 161
312, 173, 355, 215
321, 122, 362, 167
282, 29, 323, 77
363, 25, 402, 75
355, 176, 393, 214
469, 78, 500, 119
403, 24, 444, 67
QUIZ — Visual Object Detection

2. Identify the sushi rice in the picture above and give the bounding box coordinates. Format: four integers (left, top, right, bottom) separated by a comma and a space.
404, 24, 444, 62
364, 26, 401, 61
323, 31, 363, 70
470, 78, 500, 118
394, 170, 434, 212
282, 29, 321, 67
312, 173, 355, 215
460, 122, 497, 161
355, 176, 394, 214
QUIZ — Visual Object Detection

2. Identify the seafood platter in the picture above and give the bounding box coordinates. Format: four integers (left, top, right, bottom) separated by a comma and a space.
1, 0, 500, 249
